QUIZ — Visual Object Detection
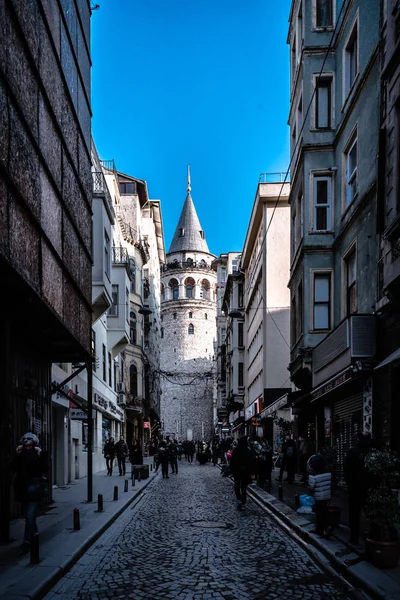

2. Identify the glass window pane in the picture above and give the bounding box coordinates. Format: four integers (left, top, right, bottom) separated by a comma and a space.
314, 304, 329, 329
316, 206, 327, 230
347, 253, 356, 283
316, 179, 328, 204
317, 0, 332, 27
314, 276, 329, 301
349, 142, 357, 175
317, 85, 329, 128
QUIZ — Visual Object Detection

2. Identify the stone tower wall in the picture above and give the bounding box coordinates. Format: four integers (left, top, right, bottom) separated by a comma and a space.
160, 264, 217, 441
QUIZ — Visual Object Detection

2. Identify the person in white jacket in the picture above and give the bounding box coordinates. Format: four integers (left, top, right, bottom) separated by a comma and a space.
307, 453, 332, 537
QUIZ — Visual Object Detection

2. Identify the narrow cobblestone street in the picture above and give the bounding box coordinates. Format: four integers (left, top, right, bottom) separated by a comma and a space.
44, 461, 354, 600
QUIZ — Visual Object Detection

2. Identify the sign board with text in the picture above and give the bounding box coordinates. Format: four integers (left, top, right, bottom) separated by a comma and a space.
143, 421, 150, 429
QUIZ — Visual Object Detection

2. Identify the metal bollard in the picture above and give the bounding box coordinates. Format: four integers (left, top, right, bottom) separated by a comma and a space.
138, 470, 141, 482
132, 474, 135, 487
73, 508, 80, 531
113, 486, 118, 501
97, 493, 104, 512
30, 533, 40, 564
278, 484, 283, 501
124, 479, 128, 492
150, 463, 153, 471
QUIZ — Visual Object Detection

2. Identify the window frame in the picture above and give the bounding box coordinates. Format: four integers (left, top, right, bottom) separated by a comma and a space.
315, 76, 333, 129
109, 284, 119, 316
342, 244, 357, 317
343, 131, 358, 208
315, 0, 333, 28
188, 323, 194, 335
310, 270, 333, 332
312, 173, 332, 232
343, 15, 359, 102
119, 181, 136, 195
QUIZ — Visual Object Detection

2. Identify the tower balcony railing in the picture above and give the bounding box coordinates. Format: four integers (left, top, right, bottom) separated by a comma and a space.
161, 260, 213, 273
258, 172, 290, 183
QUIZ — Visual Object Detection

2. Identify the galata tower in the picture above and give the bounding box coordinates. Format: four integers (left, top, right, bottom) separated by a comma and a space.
159, 167, 217, 442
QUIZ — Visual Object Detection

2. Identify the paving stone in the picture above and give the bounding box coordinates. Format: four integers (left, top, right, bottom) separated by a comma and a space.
43, 461, 354, 600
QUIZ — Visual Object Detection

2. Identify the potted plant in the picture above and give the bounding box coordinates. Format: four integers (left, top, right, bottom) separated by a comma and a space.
364, 449, 400, 569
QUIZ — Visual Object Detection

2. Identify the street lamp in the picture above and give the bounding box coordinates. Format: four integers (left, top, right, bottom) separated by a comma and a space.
228, 309, 243, 318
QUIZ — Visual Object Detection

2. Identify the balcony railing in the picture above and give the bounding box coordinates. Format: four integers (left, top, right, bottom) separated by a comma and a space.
259, 172, 290, 183
100, 159, 116, 173
112, 246, 129, 264
161, 260, 212, 272
92, 171, 114, 215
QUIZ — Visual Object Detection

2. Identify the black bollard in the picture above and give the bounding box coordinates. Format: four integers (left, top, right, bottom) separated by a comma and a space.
73, 508, 80, 531
113, 486, 118, 501
124, 479, 128, 492
150, 463, 153, 471
295, 493, 300, 507
97, 494, 104, 512
132, 474, 135, 487
138, 470, 141, 482
278, 484, 283, 501
30, 533, 40, 564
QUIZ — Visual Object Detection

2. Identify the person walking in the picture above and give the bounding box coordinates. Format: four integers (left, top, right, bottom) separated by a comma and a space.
115, 436, 129, 476
277, 436, 297, 483
344, 432, 372, 544
307, 453, 332, 538
12, 433, 49, 554
187, 440, 195, 464
298, 436, 310, 483
229, 436, 254, 510
169, 440, 179, 474
157, 441, 170, 479
104, 437, 115, 475
260, 440, 273, 491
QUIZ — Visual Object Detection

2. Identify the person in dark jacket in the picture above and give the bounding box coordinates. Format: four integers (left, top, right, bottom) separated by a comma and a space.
229, 436, 254, 510
129, 440, 143, 466
187, 440, 195, 464
12, 433, 48, 554
277, 436, 297, 483
115, 436, 129, 476
157, 441, 170, 478
104, 437, 115, 475
344, 432, 372, 544
260, 440, 273, 491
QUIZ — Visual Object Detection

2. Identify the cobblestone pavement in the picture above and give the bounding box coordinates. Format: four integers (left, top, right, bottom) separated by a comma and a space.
44, 461, 354, 600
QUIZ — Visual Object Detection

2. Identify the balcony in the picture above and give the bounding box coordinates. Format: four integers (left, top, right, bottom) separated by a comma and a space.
161, 260, 213, 273
312, 315, 376, 387
258, 172, 290, 183
92, 171, 114, 220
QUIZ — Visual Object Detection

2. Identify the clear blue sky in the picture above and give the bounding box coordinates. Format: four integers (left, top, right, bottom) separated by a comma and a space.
91, 0, 291, 258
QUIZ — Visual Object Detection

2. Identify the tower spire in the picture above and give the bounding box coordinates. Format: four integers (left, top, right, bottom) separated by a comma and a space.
187, 164, 191, 194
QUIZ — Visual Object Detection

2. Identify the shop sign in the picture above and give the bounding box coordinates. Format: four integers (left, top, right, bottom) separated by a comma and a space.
70, 408, 88, 420
245, 404, 255, 421
143, 421, 150, 429
311, 369, 353, 401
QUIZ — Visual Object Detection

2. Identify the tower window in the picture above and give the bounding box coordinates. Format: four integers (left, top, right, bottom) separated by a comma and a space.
204, 313, 208, 320
179, 228, 185, 237
188, 324, 194, 335
200, 230, 205, 239
173, 312, 177, 320
189, 312, 193, 318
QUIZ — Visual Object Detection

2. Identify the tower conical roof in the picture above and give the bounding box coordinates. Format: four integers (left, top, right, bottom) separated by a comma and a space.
168, 166, 210, 254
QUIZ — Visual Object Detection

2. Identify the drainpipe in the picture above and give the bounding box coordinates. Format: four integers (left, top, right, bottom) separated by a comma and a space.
86, 358, 93, 503
262, 203, 268, 394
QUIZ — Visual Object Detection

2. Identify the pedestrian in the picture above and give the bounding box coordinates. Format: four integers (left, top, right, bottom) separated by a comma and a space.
187, 440, 195, 464
277, 436, 297, 484
115, 436, 129, 476
104, 437, 115, 475
169, 440, 178, 474
260, 440, 273, 491
298, 436, 310, 483
344, 432, 372, 544
158, 441, 170, 479
212, 440, 219, 466
177, 440, 183, 461
307, 453, 332, 538
129, 439, 143, 465
12, 433, 49, 554
229, 436, 254, 510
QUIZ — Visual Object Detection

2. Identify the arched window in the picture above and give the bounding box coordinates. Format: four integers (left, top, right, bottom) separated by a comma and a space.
186, 285, 193, 298
130, 364, 138, 398
173, 312, 177, 320
189, 312, 193, 318
130, 309, 137, 345
204, 313, 208, 320
200, 279, 210, 300
161, 327, 164, 339
188, 324, 194, 335
187, 257, 193, 266
185, 277, 195, 299
169, 278, 179, 300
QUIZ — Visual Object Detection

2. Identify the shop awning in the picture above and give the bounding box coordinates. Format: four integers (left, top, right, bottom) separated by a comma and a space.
374, 348, 400, 370
231, 423, 245, 434
260, 393, 289, 419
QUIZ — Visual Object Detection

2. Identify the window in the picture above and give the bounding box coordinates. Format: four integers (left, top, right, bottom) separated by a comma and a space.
130, 364, 138, 398
189, 312, 193, 318
297, 281, 303, 340
126, 288, 129, 322
238, 284, 244, 308
108, 352, 112, 386
238, 362, 244, 387
188, 324, 194, 335
185, 285, 193, 298
102, 344, 106, 381
345, 251, 357, 315
119, 181, 136, 195
200, 230, 205, 239
130, 259, 136, 294
238, 322, 244, 347
344, 134, 358, 205
344, 21, 358, 98
130, 310, 137, 345
232, 260, 239, 272
173, 286, 179, 300
179, 228, 185, 237
109, 285, 118, 316
104, 231, 110, 278
220, 268, 226, 283
204, 313, 207, 320
313, 274, 331, 330
315, 77, 332, 129
313, 175, 332, 231
113, 362, 117, 391
92, 330, 96, 372
173, 312, 177, 320
161, 327, 164, 339
316, 0, 333, 27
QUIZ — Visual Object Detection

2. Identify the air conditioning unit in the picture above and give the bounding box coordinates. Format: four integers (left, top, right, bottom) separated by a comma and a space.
117, 382, 125, 394
117, 396, 126, 407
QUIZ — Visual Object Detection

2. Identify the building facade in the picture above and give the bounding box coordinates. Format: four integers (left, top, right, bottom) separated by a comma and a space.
160, 169, 217, 442
241, 176, 292, 444
0, 0, 92, 537
287, 0, 380, 478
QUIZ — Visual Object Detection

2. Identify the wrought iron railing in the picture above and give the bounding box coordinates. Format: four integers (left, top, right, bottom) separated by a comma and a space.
92, 171, 114, 215
161, 260, 212, 272
258, 172, 290, 183
112, 246, 129, 264
100, 159, 116, 173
